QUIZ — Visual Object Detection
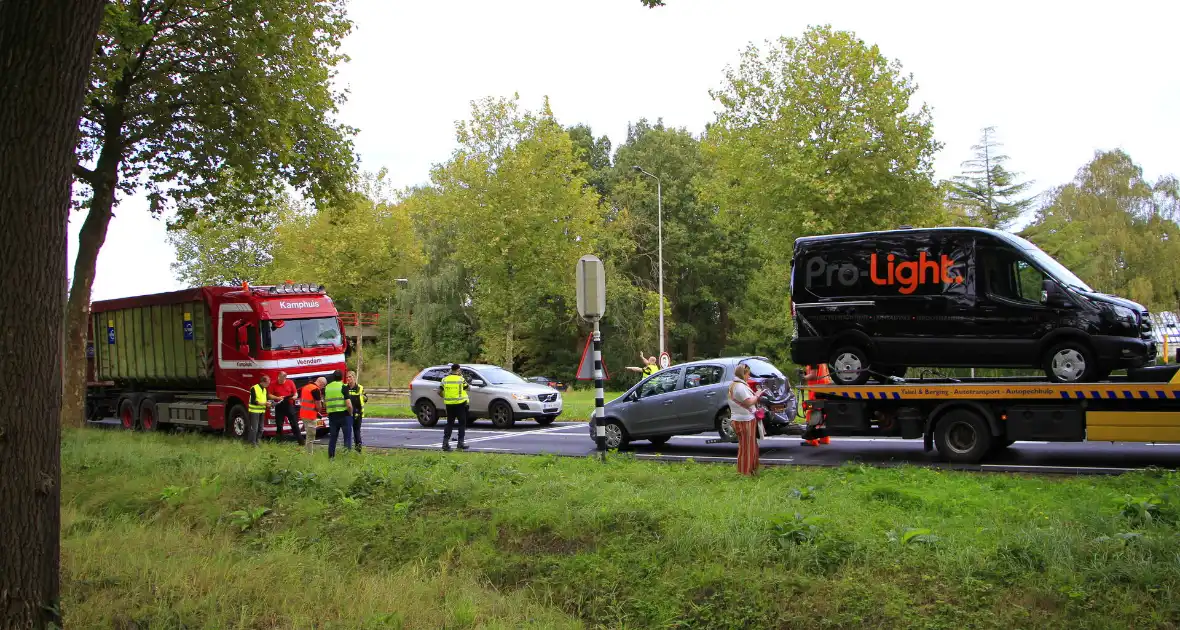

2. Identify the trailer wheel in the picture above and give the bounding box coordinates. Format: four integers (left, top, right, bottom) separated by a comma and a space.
225, 403, 249, 440
933, 409, 992, 464
829, 346, 871, 386
139, 398, 160, 432
118, 398, 137, 430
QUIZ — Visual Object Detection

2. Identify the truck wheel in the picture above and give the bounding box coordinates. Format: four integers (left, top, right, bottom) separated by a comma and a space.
225, 403, 248, 440
1043, 341, 1096, 383
415, 399, 439, 427
118, 398, 137, 430
489, 401, 516, 429
139, 398, 160, 432
933, 409, 993, 464
829, 346, 871, 386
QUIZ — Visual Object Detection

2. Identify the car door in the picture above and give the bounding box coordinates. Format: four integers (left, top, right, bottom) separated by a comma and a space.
973, 244, 1054, 365
461, 367, 492, 416
674, 364, 726, 432
625, 367, 684, 437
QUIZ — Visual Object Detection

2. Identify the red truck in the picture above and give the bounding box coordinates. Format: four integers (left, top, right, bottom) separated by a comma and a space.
86, 283, 349, 438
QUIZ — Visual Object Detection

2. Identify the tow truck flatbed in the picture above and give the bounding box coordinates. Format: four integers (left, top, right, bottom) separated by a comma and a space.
801, 365, 1180, 463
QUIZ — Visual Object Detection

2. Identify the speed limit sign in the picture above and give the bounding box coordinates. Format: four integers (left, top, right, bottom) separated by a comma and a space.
659, 352, 671, 369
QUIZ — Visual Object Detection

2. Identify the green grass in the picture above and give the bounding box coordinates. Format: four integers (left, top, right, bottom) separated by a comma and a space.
63, 429, 1180, 629
365, 389, 625, 421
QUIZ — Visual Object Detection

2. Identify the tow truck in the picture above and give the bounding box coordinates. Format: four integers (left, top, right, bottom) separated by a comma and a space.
802, 366, 1180, 464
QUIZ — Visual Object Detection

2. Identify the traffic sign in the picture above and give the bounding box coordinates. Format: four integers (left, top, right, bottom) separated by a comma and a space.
575, 255, 606, 320
576, 334, 610, 380
659, 352, 670, 368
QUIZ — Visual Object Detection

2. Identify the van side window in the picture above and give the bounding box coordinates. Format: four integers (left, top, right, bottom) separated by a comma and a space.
983, 249, 1046, 304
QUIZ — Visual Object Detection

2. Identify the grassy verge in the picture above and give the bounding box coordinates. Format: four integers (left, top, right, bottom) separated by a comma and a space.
64, 429, 1180, 629
364, 389, 624, 421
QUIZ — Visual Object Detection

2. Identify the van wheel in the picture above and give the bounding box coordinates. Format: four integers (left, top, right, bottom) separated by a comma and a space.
1044, 341, 1096, 383
829, 346, 871, 386
933, 409, 992, 464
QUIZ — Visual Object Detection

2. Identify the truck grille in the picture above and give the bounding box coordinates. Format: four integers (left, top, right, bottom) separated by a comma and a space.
1140, 311, 1153, 339
539, 393, 558, 403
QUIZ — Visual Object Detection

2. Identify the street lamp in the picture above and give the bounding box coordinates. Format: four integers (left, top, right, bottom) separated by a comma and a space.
632, 165, 664, 362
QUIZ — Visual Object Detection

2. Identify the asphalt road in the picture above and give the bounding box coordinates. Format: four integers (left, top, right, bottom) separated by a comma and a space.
92, 416, 1180, 474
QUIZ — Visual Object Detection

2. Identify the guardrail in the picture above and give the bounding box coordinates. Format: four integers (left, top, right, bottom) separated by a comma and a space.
339, 312, 379, 326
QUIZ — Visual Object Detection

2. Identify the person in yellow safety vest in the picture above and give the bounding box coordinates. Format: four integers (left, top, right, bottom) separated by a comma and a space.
247, 374, 272, 447
626, 351, 659, 378
323, 370, 354, 459
298, 377, 327, 452
345, 371, 368, 452
801, 364, 831, 447
439, 363, 469, 451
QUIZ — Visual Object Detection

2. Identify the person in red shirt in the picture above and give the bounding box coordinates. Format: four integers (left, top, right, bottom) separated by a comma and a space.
268, 370, 301, 444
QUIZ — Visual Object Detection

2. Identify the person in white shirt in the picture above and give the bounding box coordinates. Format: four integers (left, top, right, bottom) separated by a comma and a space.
728, 363, 764, 475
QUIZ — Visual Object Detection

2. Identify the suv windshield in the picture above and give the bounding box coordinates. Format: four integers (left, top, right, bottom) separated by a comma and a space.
1006, 234, 1094, 293
480, 367, 525, 385
263, 317, 342, 350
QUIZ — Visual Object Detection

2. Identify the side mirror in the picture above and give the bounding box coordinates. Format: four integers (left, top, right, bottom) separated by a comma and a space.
471, 379, 486, 387
1042, 279, 1072, 308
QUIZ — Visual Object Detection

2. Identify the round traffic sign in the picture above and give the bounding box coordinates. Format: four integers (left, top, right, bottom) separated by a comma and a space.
659, 352, 671, 369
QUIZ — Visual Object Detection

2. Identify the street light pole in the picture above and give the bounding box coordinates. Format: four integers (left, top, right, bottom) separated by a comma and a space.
632, 166, 664, 361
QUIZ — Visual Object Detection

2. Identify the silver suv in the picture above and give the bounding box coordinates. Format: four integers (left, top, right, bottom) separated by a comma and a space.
410, 364, 563, 429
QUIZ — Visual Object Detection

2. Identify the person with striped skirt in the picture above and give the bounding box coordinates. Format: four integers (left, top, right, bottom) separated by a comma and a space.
728, 363, 764, 476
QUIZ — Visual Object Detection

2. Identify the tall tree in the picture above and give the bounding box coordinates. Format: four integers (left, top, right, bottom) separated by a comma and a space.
63, 0, 357, 428
0, 0, 105, 627
167, 190, 294, 287
567, 123, 612, 199
1023, 150, 1180, 312
946, 126, 1034, 229
415, 95, 602, 369
701, 25, 943, 248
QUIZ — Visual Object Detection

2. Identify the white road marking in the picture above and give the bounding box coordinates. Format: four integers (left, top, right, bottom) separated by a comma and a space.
365, 426, 513, 435
422, 424, 577, 448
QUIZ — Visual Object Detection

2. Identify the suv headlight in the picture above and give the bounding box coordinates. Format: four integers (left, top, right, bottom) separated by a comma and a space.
1111, 305, 1137, 324
511, 393, 537, 401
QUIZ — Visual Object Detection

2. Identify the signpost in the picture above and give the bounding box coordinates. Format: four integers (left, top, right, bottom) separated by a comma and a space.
576, 255, 607, 451
659, 352, 671, 369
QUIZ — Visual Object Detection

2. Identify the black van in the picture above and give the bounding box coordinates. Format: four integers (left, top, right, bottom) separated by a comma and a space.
789, 227, 1156, 385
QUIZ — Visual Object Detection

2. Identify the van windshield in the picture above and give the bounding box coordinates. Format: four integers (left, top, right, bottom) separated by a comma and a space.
1006, 234, 1094, 293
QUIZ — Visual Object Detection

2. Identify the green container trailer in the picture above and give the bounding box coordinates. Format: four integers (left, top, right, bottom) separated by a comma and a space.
90, 292, 215, 388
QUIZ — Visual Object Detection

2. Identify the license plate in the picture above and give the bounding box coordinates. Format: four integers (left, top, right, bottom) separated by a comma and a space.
544, 407, 559, 413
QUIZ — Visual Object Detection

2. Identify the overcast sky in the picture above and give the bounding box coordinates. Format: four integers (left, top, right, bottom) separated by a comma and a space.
70, 0, 1180, 301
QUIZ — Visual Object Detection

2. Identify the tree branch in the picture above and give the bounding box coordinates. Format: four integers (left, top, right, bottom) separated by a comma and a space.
74, 164, 97, 183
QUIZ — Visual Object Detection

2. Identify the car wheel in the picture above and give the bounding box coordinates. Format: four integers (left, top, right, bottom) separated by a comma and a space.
415, 399, 439, 427
536, 414, 557, 426
829, 346, 871, 386
933, 409, 992, 464
603, 420, 629, 449
490, 401, 516, 429
225, 403, 248, 440
648, 435, 671, 447
716, 408, 736, 442
1043, 341, 1096, 383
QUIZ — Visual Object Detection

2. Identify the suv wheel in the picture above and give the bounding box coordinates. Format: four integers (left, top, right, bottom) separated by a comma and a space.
415, 399, 439, 427
489, 401, 516, 429
829, 346, 871, 386
1044, 341, 1096, 383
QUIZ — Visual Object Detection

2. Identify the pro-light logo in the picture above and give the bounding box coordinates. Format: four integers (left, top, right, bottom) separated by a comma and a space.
805, 252, 963, 295
279, 300, 321, 309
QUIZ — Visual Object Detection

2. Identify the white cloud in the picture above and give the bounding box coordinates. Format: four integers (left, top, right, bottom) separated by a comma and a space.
71, 0, 1180, 300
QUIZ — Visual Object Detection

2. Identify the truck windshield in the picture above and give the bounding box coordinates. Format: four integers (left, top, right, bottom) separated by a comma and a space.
263, 317, 342, 350
1006, 234, 1094, 293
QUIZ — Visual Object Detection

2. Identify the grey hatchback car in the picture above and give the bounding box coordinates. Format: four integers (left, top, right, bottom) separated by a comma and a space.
589, 356, 798, 449
411, 364, 563, 428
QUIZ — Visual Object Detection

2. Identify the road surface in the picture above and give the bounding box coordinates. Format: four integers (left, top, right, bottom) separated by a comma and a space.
92, 416, 1180, 474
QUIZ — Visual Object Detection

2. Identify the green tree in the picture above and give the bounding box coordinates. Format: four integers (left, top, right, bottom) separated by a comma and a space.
567, 123, 612, 198
414, 95, 603, 369
702, 25, 943, 246
63, 0, 357, 427
946, 126, 1034, 229
1023, 150, 1180, 312
0, 0, 106, 625
167, 191, 294, 286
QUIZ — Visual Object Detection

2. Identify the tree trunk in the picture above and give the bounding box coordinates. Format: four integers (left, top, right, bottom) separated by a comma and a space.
61, 125, 122, 429
0, 0, 105, 627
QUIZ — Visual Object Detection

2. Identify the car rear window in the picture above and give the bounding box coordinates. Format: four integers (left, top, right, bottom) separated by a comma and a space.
744, 359, 784, 379
420, 368, 447, 382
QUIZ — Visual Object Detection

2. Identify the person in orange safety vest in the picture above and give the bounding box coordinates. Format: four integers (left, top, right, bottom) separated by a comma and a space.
298, 376, 327, 452
801, 364, 831, 447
